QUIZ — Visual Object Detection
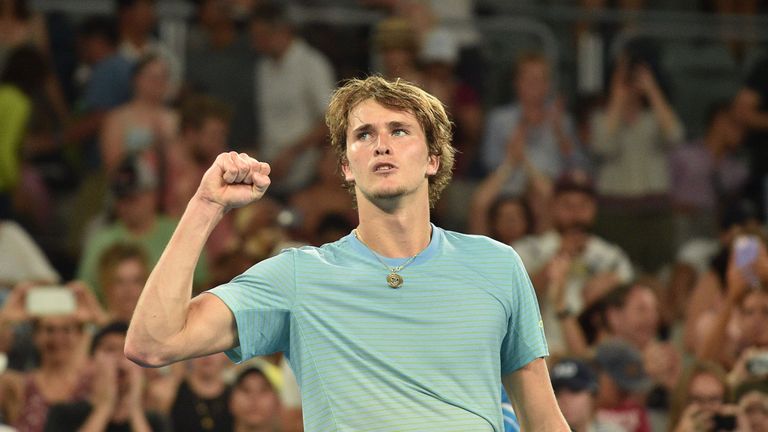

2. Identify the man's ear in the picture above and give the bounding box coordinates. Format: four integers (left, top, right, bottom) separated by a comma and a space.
341, 159, 354, 182
426, 154, 439, 176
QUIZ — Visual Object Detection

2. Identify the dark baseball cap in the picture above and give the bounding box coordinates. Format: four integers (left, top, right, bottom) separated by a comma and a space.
111, 157, 158, 198
550, 358, 598, 393
594, 340, 653, 393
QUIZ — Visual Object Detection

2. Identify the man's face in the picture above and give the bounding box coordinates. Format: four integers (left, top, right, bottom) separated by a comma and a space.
194, 118, 229, 162
229, 372, 280, 428
515, 60, 550, 107
612, 285, 659, 349
553, 191, 596, 235
106, 258, 147, 322
556, 388, 594, 428
341, 99, 438, 207
115, 189, 157, 229
687, 372, 725, 415
739, 291, 768, 347
249, 20, 274, 55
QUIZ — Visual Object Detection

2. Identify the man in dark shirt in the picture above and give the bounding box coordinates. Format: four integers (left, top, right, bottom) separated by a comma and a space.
734, 56, 768, 222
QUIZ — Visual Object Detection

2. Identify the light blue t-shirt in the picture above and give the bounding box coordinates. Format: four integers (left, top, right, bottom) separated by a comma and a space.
209, 225, 547, 432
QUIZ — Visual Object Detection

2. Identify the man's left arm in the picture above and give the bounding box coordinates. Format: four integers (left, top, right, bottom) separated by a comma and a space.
502, 359, 569, 432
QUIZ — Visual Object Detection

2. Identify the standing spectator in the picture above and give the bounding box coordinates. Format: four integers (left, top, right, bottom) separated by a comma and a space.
670, 101, 748, 246
480, 52, 585, 197
513, 172, 634, 354
115, 0, 180, 98
65, 16, 133, 168
44, 322, 167, 431
592, 55, 684, 272
733, 55, 768, 222
249, 3, 335, 197
99, 54, 178, 176
77, 157, 208, 302
0, 46, 48, 220
228, 362, 282, 432
185, 0, 255, 150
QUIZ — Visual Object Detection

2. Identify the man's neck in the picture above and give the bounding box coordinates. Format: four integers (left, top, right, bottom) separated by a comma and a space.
354, 192, 432, 258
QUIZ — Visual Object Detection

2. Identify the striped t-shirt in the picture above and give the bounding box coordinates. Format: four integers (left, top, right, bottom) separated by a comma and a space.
208, 225, 548, 431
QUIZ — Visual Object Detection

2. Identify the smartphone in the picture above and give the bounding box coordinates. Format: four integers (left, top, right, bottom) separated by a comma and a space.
25, 286, 76, 316
733, 235, 760, 287
711, 413, 737, 431
747, 351, 768, 376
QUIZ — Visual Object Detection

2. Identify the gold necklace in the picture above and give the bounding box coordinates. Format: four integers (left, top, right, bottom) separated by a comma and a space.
354, 229, 419, 288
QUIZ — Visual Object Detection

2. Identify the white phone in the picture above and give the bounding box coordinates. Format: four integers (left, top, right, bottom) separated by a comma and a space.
25, 286, 76, 316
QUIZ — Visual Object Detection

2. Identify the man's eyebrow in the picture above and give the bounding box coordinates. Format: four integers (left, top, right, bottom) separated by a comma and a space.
350, 124, 373, 134
388, 121, 413, 129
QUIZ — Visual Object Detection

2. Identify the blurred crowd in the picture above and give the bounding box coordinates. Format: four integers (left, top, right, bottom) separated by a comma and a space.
1, 0, 768, 431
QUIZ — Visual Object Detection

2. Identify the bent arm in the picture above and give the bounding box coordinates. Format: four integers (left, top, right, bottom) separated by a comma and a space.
125, 198, 237, 367
502, 358, 569, 431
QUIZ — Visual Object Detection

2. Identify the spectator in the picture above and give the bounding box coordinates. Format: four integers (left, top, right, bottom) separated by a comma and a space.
64, 16, 133, 167
513, 172, 633, 354
0, 283, 105, 432
734, 381, 768, 432
288, 148, 356, 244
228, 361, 282, 432
592, 54, 684, 272
698, 236, 768, 368
185, 0, 255, 150
469, 194, 533, 245
733, 54, 768, 222
145, 353, 232, 432
550, 357, 623, 432
99, 54, 178, 176
0, 46, 48, 220
96, 242, 148, 323
371, 17, 424, 88
480, 52, 585, 197
593, 340, 654, 432
44, 321, 167, 431
249, 3, 335, 196
77, 157, 208, 302
115, 0, 180, 97
668, 361, 730, 432
420, 28, 483, 179
670, 100, 748, 246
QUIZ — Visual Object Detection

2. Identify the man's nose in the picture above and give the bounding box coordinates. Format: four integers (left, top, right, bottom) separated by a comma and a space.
373, 134, 392, 155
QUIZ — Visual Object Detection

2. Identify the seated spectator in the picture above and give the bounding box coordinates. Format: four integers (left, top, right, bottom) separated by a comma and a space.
668, 361, 730, 432
513, 172, 633, 354
697, 235, 768, 368
142, 352, 232, 432
100, 54, 178, 176
228, 361, 282, 432
470, 194, 533, 246
593, 340, 654, 432
96, 242, 148, 323
0, 283, 105, 432
44, 321, 167, 431
734, 381, 768, 432
550, 357, 623, 432
289, 148, 356, 244
670, 100, 748, 246
480, 52, 586, 197
77, 157, 208, 302
592, 53, 684, 272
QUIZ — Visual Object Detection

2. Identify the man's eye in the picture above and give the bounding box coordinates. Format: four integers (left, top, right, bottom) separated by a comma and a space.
392, 129, 408, 137
357, 131, 371, 140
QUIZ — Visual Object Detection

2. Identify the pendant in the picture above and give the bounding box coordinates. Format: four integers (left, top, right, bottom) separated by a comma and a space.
387, 273, 403, 288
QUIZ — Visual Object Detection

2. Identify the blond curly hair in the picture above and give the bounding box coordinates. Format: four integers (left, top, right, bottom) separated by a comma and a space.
325, 76, 455, 208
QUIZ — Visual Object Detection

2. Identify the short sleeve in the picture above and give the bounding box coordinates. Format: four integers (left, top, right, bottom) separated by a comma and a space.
207, 250, 296, 363
500, 251, 548, 375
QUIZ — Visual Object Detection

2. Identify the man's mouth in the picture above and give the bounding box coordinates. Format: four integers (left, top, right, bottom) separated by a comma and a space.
373, 163, 397, 173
